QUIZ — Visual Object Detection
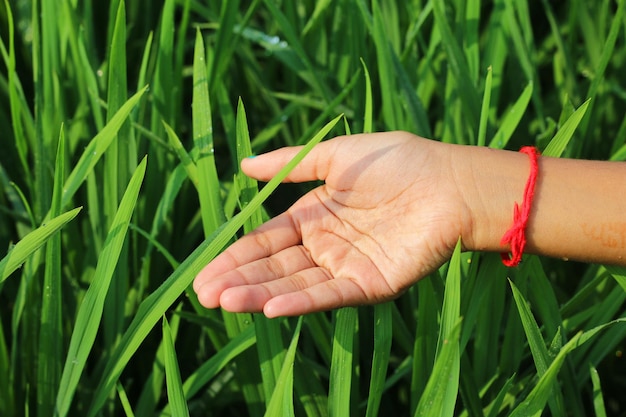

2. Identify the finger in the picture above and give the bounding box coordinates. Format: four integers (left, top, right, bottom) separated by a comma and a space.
195, 245, 315, 308
262, 278, 378, 318
219, 267, 333, 313
193, 211, 301, 293
241, 137, 341, 183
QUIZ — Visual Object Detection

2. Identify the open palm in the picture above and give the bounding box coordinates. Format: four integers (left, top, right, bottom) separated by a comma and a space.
193, 132, 471, 317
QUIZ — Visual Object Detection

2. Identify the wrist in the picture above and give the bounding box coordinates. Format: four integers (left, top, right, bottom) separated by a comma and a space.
452, 145, 532, 254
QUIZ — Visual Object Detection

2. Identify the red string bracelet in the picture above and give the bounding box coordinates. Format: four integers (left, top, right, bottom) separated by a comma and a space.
500, 146, 540, 267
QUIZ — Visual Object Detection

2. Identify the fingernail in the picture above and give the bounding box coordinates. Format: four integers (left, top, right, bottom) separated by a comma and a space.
246, 154, 257, 159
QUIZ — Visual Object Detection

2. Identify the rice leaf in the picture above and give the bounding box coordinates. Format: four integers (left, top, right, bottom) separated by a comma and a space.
509, 278, 566, 415
579, 0, 626, 142
369, 0, 400, 129
542, 99, 590, 158
435, 239, 462, 417
263, 317, 303, 417
502, 1, 545, 129
263, 0, 331, 102
365, 303, 392, 417
302, 0, 332, 36
488, 82, 533, 149
510, 279, 552, 376
478, 66, 493, 147
507, 318, 626, 417
116, 382, 135, 417
0, 301, 13, 415
159, 325, 257, 417
235, 98, 263, 234
485, 374, 516, 417
432, 0, 480, 131
413, 319, 462, 417
296, 67, 361, 145
135, 304, 182, 417
75, 29, 105, 131
606, 265, 626, 293
590, 364, 607, 417
360, 58, 373, 134
464, 0, 481, 83
87, 115, 342, 417
328, 307, 357, 417
410, 275, 440, 412
207, 0, 242, 92
36, 125, 66, 417
56, 158, 147, 417
180, 326, 256, 402
193, 28, 225, 237
390, 51, 432, 136
162, 316, 190, 417
103, 0, 133, 367
438, 239, 462, 355
163, 122, 199, 187
0, 207, 82, 284
151, 0, 175, 127
4, 0, 30, 184
523, 260, 561, 342
60, 87, 147, 211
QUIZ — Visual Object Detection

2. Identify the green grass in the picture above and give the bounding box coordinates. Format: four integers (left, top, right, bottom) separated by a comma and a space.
2, 0, 626, 416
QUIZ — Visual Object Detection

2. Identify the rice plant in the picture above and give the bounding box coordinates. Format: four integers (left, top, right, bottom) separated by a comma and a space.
1, 0, 626, 416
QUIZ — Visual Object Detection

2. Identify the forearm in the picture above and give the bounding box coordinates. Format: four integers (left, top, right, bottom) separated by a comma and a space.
459, 146, 626, 266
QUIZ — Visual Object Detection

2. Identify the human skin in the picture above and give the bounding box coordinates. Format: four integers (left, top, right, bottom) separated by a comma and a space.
193, 131, 626, 317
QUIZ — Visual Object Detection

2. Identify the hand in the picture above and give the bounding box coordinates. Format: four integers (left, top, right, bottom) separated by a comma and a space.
193, 132, 474, 317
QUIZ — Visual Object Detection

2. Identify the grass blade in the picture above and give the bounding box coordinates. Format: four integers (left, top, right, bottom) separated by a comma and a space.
103, 0, 133, 366
37, 126, 66, 417
235, 98, 263, 234
116, 382, 135, 417
435, 239, 463, 417
542, 99, 590, 158
263, 0, 331, 102
579, 0, 626, 144
193, 28, 225, 236
590, 364, 607, 417
369, 0, 400, 129
162, 316, 190, 417
0, 208, 82, 284
328, 307, 357, 417
163, 122, 199, 186
135, 304, 182, 417
413, 319, 462, 417
56, 158, 147, 417
4, 0, 31, 185
263, 317, 303, 417
432, 0, 480, 131
478, 66, 493, 147
180, 326, 256, 402
488, 82, 533, 149
506, 318, 626, 417
509, 279, 552, 376
509, 277, 566, 415
361, 58, 373, 134
151, 0, 175, 128
60, 87, 147, 211
365, 303, 392, 417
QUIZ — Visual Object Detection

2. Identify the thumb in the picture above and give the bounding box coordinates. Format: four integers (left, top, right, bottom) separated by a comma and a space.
240, 138, 339, 183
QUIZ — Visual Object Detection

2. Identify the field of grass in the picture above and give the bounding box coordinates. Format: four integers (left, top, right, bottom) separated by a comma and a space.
2, 0, 626, 416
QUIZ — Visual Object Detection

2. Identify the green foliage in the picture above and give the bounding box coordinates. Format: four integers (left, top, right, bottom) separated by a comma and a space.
1, 0, 626, 416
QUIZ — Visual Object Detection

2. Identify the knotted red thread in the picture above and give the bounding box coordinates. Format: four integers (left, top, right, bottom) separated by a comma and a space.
500, 146, 540, 267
